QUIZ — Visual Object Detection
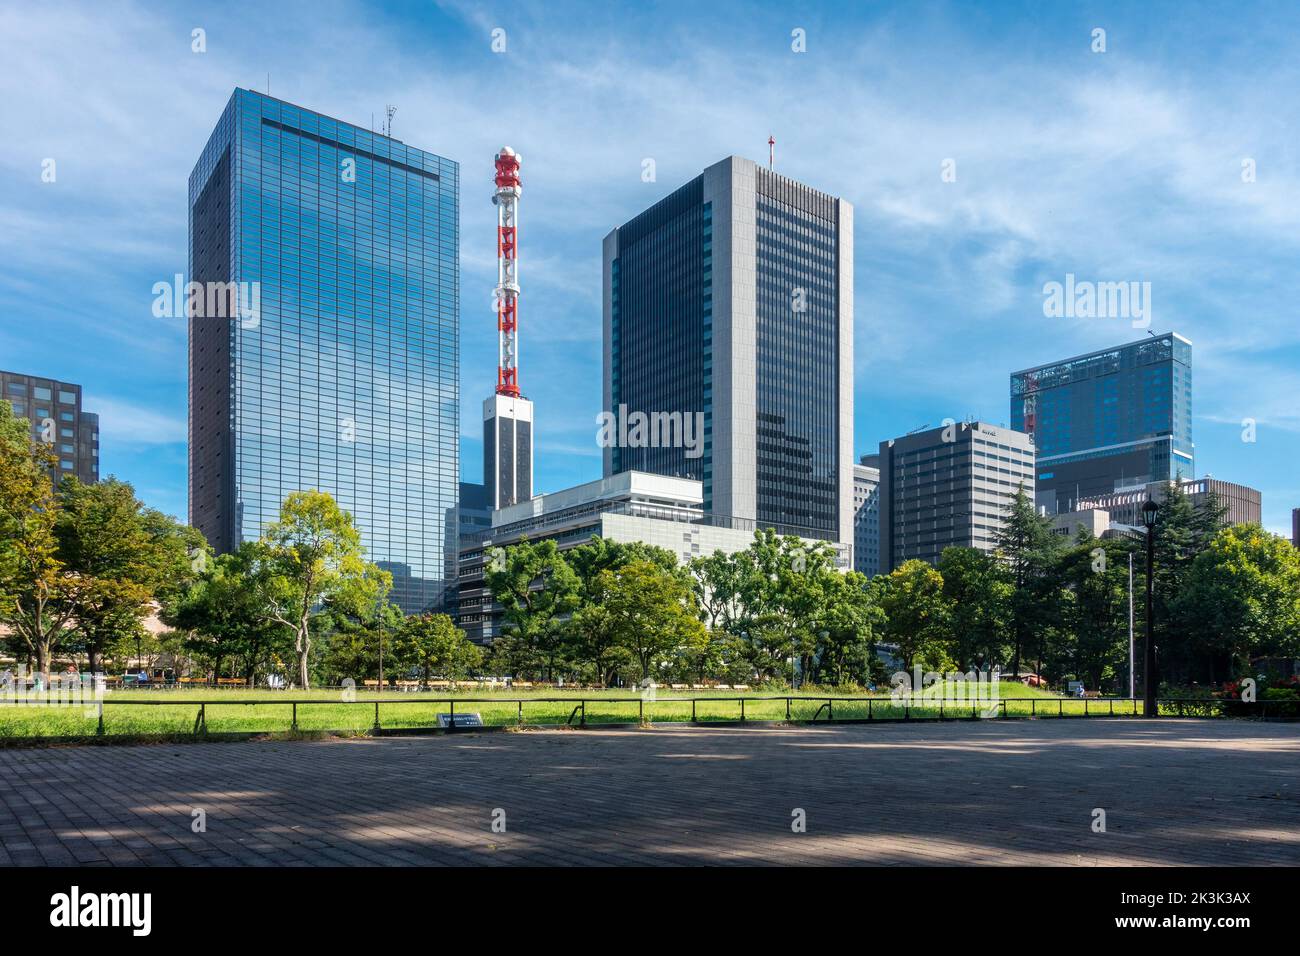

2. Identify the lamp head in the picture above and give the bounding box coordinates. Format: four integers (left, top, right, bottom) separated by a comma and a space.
1142, 498, 1159, 529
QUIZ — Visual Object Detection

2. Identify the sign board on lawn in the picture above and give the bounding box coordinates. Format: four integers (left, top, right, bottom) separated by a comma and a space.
437, 713, 484, 728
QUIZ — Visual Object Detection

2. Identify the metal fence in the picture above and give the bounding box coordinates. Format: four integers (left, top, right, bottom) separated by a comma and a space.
59, 693, 1295, 738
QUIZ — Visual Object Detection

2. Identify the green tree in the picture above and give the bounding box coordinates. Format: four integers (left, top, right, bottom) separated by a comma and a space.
163, 543, 291, 684
811, 570, 884, 686
1149, 477, 1228, 683
484, 538, 580, 681
1053, 534, 1136, 691
994, 485, 1064, 676
689, 550, 746, 634
259, 490, 392, 690
0, 399, 70, 676
393, 613, 483, 685
603, 559, 707, 681
54, 477, 204, 674
1180, 525, 1300, 678
734, 529, 843, 681
878, 559, 950, 673
936, 547, 1012, 672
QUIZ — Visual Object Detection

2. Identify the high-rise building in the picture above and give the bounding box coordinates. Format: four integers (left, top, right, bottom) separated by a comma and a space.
878, 421, 1035, 573
853, 454, 880, 578
1010, 332, 1193, 514
1, 370, 99, 485
188, 89, 460, 612
602, 156, 853, 552
1293, 508, 1300, 548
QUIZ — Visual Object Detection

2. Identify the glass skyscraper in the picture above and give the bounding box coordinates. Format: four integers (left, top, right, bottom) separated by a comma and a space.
1010, 332, 1193, 513
188, 89, 459, 612
602, 157, 853, 551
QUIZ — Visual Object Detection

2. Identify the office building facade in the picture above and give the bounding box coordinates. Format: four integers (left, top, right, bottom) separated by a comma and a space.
602, 156, 853, 555
1011, 332, 1193, 514
483, 394, 532, 509
878, 421, 1035, 572
1, 370, 99, 485
188, 89, 460, 612
1076, 477, 1261, 529
853, 455, 881, 578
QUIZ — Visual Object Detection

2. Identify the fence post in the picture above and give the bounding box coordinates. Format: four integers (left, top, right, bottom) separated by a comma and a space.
97, 700, 105, 736
786, 697, 791, 721
580, 700, 586, 726
517, 700, 523, 726
1059, 699, 1063, 717
639, 698, 643, 723
447, 700, 456, 734
868, 698, 873, 721
692, 698, 697, 722
373, 701, 380, 734
828, 699, 833, 721
740, 698, 746, 722
292, 702, 298, 732
1031, 699, 1036, 717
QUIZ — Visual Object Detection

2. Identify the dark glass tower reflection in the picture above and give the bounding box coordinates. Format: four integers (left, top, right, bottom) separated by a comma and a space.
1010, 332, 1193, 514
188, 89, 459, 611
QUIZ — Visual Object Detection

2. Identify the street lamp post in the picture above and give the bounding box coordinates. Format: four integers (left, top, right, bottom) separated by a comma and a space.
1142, 499, 1159, 717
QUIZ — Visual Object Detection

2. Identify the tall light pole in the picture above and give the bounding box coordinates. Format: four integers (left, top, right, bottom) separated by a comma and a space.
1142, 499, 1159, 716
1127, 551, 1135, 700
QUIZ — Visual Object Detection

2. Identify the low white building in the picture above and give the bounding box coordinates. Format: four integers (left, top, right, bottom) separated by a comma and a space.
457, 470, 851, 644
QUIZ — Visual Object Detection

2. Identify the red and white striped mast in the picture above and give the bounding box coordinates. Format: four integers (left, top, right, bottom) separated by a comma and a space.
493, 146, 522, 397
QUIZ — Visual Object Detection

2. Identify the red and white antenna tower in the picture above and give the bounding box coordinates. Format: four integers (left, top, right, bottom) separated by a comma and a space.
493, 146, 522, 397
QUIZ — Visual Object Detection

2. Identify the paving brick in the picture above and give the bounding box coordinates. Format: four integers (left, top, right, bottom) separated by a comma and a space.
0, 719, 1297, 865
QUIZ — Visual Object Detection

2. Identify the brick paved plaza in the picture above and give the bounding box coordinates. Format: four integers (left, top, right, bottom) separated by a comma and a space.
1, 719, 1297, 866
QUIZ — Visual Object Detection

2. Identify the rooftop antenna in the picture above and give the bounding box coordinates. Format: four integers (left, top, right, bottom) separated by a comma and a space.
768, 135, 775, 170
385, 105, 397, 137
267, 74, 271, 96
906, 423, 930, 435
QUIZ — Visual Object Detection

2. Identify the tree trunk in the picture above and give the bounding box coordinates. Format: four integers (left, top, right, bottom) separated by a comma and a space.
35, 641, 50, 681
88, 645, 101, 676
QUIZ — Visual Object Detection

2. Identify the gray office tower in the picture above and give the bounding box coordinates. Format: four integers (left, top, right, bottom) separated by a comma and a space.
853, 454, 881, 578
188, 90, 460, 612
878, 421, 1035, 572
602, 156, 854, 550
1, 370, 99, 485
1011, 332, 1194, 514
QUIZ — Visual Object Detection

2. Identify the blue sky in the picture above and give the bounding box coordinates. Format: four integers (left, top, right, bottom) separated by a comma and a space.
1, 0, 1298, 535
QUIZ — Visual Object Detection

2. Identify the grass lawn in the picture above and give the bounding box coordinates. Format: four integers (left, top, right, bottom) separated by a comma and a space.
0, 681, 1159, 739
